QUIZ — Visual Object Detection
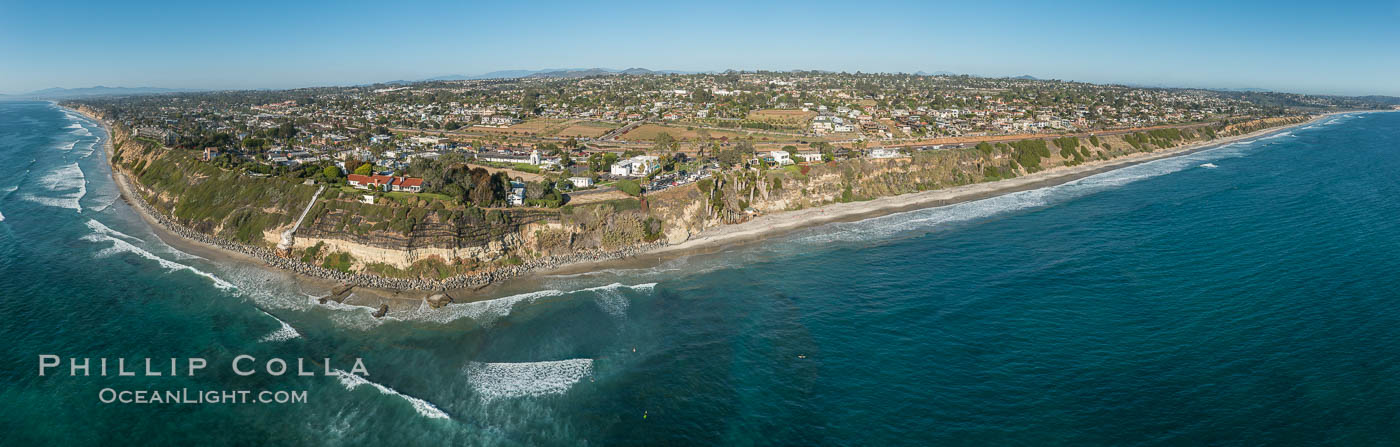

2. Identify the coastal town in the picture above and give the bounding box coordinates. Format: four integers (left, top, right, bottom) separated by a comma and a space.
88, 71, 1388, 199
68, 70, 1396, 293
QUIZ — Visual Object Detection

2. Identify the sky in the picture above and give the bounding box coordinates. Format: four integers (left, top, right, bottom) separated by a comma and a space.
1, 0, 1397, 96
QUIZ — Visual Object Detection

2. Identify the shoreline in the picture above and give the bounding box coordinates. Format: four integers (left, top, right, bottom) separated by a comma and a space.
73, 104, 660, 304
535, 111, 1358, 278
75, 104, 1354, 299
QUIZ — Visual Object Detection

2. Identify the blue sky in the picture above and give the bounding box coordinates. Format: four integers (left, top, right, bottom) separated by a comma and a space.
2, 0, 1397, 95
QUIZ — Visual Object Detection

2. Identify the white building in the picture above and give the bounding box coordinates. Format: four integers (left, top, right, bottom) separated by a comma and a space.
767, 150, 793, 166
869, 147, 903, 159
795, 151, 824, 163
410, 136, 444, 145
568, 176, 594, 188
507, 182, 526, 206
610, 155, 660, 177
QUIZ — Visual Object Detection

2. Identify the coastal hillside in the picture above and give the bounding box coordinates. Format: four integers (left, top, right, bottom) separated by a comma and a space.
85, 105, 658, 281
644, 116, 1309, 242
83, 103, 1310, 285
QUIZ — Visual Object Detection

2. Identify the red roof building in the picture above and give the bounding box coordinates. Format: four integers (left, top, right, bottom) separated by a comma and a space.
346, 174, 423, 193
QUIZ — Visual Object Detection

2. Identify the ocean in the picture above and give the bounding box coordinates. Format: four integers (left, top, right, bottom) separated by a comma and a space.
2, 101, 1399, 445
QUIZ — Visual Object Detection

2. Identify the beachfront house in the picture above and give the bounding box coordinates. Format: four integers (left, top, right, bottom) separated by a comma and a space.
507, 181, 526, 206
346, 174, 424, 193
795, 151, 824, 163
767, 150, 794, 166
869, 147, 903, 159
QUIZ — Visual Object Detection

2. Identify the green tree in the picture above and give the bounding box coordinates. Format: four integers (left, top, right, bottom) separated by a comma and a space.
322, 166, 342, 181
354, 163, 373, 176
615, 179, 643, 196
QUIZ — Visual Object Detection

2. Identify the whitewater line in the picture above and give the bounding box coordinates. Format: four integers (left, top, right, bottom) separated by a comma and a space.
333, 370, 451, 420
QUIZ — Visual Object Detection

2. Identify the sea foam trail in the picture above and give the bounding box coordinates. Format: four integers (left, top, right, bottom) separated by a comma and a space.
584, 282, 656, 319
402, 283, 658, 325
258, 309, 301, 343
27, 162, 85, 211
82, 220, 235, 290
464, 359, 594, 401
333, 370, 450, 420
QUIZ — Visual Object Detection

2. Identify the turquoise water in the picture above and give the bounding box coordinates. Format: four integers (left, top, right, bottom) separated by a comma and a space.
2, 101, 1399, 445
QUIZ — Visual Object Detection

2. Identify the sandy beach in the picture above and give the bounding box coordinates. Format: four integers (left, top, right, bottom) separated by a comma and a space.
77, 103, 1349, 301
539, 112, 1354, 278
71, 105, 419, 308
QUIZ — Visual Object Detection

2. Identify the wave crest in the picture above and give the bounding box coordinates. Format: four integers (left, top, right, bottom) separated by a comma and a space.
333, 370, 450, 420
82, 220, 235, 290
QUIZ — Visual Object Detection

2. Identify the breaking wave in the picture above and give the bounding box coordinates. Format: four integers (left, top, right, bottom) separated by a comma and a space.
792, 134, 1276, 245
81, 219, 235, 290
464, 359, 594, 401
77, 140, 97, 158
27, 162, 85, 211
401, 283, 658, 325
333, 370, 450, 420
258, 309, 301, 343
585, 282, 655, 319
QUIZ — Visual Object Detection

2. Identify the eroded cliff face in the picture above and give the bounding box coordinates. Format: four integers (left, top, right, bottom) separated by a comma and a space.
89, 100, 1308, 282
642, 123, 1288, 241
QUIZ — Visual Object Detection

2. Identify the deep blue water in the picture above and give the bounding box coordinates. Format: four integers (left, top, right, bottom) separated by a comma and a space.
2, 101, 1399, 445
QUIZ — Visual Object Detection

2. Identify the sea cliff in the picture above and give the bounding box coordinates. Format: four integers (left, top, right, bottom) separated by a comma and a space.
76, 103, 1321, 293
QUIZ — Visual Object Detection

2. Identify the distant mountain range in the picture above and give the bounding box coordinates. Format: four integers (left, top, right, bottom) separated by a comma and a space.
0, 86, 204, 100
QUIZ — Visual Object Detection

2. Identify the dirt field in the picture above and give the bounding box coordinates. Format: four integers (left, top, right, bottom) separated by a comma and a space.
746, 109, 816, 126
621, 123, 787, 142
554, 121, 619, 138
565, 188, 630, 205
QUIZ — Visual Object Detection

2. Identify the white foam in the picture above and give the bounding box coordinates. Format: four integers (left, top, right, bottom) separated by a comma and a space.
406, 289, 564, 325
257, 310, 300, 342
81, 222, 235, 290
0, 210, 5, 222
333, 370, 450, 420
583, 282, 656, 320
311, 294, 389, 330
794, 137, 1275, 245
464, 359, 594, 401
30, 163, 85, 211
65, 123, 82, 129
77, 140, 97, 158
403, 282, 658, 325
21, 193, 80, 211
84, 219, 142, 242
1200, 163, 1218, 169
56, 140, 76, 151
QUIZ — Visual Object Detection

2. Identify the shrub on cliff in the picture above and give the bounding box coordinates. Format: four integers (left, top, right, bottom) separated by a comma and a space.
615, 179, 642, 196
